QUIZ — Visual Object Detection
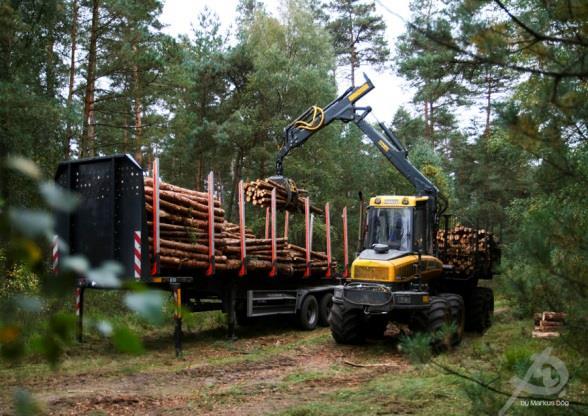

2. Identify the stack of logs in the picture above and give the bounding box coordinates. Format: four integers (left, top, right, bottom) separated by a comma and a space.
144, 177, 237, 271
533, 312, 566, 338
436, 225, 500, 277
244, 178, 323, 214
144, 177, 334, 275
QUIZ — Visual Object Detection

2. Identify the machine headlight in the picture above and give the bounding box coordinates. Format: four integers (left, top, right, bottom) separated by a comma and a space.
334, 286, 344, 299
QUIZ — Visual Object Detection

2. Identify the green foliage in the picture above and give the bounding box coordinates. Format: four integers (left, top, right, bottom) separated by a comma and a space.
399, 333, 433, 364
112, 326, 145, 355
324, 0, 389, 85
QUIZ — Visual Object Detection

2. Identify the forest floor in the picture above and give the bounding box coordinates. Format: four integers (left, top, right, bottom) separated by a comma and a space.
1, 294, 584, 415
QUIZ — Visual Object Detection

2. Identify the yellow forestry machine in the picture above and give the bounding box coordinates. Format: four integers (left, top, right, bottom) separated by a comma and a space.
274, 75, 497, 346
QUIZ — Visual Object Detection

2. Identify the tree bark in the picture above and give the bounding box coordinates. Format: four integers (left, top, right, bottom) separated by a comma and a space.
82, 0, 99, 157
429, 101, 434, 147
132, 41, 143, 164
349, 7, 356, 87
423, 100, 429, 140
228, 147, 244, 222
65, 0, 78, 159
484, 70, 492, 137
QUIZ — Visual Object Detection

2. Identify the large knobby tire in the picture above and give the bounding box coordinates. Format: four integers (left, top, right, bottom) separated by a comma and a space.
318, 293, 333, 327
328, 303, 366, 344
465, 287, 493, 333
412, 297, 451, 351
440, 293, 465, 346
298, 295, 319, 330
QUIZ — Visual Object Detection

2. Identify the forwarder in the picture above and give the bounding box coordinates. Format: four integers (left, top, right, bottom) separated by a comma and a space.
274, 75, 496, 347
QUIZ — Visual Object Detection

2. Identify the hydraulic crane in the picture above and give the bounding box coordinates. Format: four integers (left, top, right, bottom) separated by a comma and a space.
274, 75, 494, 347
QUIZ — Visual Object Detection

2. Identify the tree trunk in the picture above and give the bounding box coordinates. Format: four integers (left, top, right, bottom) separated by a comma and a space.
45, 27, 56, 98
484, 71, 492, 137
132, 41, 143, 164
349, 8, 356, 88
123, 106, 129, 153
423, 100, 429, 140
82, 0, 99, 157
429, 101, 434, 147
65, 0, 78, 159
228, 147, 244, 222
194, 155, 204, 191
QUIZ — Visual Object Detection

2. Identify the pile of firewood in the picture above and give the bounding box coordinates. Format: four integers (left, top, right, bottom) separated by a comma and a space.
144, 177, 334, 275
244, 178, 323, 214
437, 225, 500, 277
533, 312, 566, 338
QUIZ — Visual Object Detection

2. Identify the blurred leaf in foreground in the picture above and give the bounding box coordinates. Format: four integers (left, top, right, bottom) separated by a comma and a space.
125, 291, 165, 325
13, 388, 40, 416
5, 156, 42, 181
8, 209, 54, 239
39, 181, 80, 213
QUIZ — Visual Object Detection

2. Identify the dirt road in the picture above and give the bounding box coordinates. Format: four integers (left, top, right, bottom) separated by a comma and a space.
2, 323, 410, 415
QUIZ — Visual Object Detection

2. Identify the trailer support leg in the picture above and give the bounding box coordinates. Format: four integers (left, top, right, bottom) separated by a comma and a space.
75, 286, 85, 343
227, 279, 237, 341
172, 284, 183, 358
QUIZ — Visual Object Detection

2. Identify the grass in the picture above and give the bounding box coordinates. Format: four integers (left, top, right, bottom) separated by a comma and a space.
275, 302, 588, 416
2, 290, 587, 415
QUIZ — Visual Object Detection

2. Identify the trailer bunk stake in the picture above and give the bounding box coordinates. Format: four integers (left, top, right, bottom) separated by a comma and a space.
342, 207, 349, 278
325, 203, 332, 278
206, 171, 215, 276
238, 180, 247, 277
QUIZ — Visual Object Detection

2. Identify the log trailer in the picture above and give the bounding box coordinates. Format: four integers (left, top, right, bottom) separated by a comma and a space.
275, 75, 497, 346
53, 155, 348, 356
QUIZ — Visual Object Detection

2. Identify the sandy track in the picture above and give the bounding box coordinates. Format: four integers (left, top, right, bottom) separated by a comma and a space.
5, 328, 409, 415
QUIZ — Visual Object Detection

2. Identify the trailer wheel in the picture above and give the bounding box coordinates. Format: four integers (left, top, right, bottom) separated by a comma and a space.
318, 293, 333, 327
465, 287, 493, 333
440, 293, 465, 345
328, 303, 365, 344
298, 295, 319, 330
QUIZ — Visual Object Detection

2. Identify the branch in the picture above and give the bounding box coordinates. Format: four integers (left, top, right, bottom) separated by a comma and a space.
430, 360, 588, 406
493, 0, 588, 47
375, 0, 588, 79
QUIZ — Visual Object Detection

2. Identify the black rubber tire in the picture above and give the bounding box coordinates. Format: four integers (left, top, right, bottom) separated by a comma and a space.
465, 287, 493, 333
298, 295, 319, 330
328, 303, 366, 344
440, 293, 465, 346
318, 293, 333, 327
412, 296, 451, 351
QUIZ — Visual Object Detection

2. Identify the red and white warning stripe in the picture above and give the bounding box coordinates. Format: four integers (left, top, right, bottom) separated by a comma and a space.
134, 230, 141, 280
52, 235, 59, 274
75, 287, 81, 317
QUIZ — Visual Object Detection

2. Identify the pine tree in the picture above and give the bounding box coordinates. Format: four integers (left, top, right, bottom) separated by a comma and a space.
324, 0, 389, 86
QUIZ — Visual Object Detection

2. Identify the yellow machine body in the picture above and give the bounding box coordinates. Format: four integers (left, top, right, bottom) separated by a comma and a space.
350, 194, 443, 284
351, 254, 443, 283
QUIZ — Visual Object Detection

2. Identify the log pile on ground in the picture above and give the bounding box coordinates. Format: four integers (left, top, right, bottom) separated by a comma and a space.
533, 312, 566, 338
144, 177, 334, 276
437, 225, 500, 277
244, 178, 323, 214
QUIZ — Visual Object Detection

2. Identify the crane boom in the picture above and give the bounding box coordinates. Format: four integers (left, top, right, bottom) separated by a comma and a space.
276, 75, 439, 199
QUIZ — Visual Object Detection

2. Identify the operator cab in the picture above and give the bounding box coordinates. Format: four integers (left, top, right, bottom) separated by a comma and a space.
360, 195, 433, 259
